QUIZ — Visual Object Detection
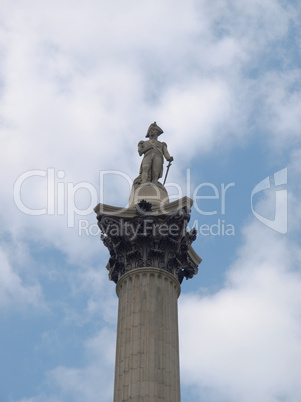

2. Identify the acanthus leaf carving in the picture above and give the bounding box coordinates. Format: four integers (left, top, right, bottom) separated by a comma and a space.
97, 205, 199, 284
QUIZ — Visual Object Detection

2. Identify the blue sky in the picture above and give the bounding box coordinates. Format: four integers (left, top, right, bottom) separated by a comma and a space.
1, 0, 301, 401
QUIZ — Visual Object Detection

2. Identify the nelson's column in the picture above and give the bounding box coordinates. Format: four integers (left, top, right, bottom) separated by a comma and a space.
94, 122, 202, 402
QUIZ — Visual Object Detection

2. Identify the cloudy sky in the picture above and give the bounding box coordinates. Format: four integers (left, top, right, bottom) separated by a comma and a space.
1, 0, 301, 401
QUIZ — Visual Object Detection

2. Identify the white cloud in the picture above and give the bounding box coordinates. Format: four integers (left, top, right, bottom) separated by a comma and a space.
15, 326, 116, 402
0, 1, 300, 400
249, 71, 301, 150
45, 327, 115, 402
0, 0, 298, 265
17, 398, 60, 402
155, 79, 241, 161
179, 220, 301, 402
64, 265, 118, 326
0, 247, 44, 310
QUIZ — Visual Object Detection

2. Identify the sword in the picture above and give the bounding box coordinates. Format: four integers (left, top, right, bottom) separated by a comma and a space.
163, 160, 172, 186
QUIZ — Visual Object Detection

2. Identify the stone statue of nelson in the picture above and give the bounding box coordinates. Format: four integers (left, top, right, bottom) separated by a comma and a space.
134, 122, 173, 187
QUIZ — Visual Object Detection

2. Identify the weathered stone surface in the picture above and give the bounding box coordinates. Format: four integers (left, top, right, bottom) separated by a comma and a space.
133, 121, 173, 186
96, 198, 201, 284
94, 126, 202, 402
94, 196, 193, 219
128, 182, 169, 208
95, 193, 201, 402
113, 267, 181, 402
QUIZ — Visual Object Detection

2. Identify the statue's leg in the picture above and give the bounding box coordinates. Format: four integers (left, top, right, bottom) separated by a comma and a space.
151, 170, 159, 184
151, 155, 163, 184
141, 171, 148, 183
141, 154, 152, 183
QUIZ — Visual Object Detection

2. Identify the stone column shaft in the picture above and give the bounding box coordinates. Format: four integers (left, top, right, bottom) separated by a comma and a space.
95, 198, 202, 401
113, 267, 181, 402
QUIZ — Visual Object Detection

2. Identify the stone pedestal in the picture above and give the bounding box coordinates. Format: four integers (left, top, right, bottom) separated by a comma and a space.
94, 196, 201, 402
128, 182, 169, 208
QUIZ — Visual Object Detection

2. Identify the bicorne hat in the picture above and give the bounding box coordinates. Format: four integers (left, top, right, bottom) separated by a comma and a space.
145, 121, 164, 138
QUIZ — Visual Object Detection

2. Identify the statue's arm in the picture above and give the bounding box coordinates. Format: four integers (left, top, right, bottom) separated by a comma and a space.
138, 140, 153, 156
138, 141, 144, 156
162, 142, 174, 162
